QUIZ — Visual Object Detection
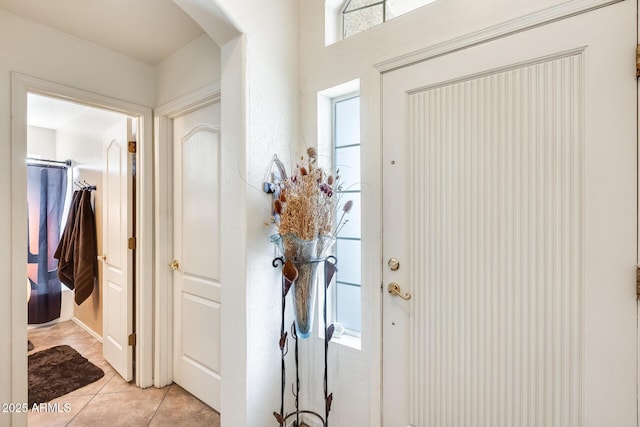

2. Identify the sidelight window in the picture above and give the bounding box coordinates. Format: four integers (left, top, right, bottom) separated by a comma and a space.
332, 93, 361, 335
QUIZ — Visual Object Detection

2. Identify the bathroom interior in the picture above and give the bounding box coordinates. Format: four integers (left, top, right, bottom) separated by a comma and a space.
26, 92, 130, 340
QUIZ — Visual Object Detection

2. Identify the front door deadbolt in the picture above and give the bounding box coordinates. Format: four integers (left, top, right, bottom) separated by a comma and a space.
388, 258, 400, 271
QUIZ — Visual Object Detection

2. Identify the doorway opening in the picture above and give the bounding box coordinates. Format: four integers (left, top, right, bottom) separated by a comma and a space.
10, 75, 154, 413
26, 93, 131, 337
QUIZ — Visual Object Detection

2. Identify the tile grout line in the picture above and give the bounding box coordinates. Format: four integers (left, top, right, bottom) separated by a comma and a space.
147, 384, 174, 426
64, 392, 99, 426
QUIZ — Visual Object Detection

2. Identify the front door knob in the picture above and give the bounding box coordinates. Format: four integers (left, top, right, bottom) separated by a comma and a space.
388, 282, 411, 300
169, 259, 180, 271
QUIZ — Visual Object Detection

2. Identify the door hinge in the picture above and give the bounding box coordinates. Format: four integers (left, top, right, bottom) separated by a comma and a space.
128, 141, 137, 154
636, 266, 640, 299
128, 237, 136, 250
636, 45, 640, 78
128, 333, 136, 346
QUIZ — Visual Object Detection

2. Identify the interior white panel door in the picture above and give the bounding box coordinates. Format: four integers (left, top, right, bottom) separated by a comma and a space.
102, 118, 134, 381
382, 2, 637, 426
173, 101, 222, 410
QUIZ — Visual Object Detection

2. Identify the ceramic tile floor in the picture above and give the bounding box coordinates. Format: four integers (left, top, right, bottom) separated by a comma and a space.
27, 320, 220, 427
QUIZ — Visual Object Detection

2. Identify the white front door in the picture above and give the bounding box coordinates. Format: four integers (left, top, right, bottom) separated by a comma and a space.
172, 101, 222, 410
382, 2, 637, 426
102, 118, 134, 381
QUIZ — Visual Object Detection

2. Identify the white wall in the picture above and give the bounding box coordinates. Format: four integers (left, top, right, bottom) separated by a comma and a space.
27, 126, 56, 159
56, 112, 121, 166
0, 9, 155, 426
299, 0, 616, 426
156, 33, 221, 106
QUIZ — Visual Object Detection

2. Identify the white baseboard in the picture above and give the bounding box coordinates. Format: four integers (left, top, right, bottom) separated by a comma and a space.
72, 317, 103, 343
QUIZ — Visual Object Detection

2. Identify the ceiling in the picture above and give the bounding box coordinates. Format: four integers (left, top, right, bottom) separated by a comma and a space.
0, 0, 205, 65
28, 93, 125, 133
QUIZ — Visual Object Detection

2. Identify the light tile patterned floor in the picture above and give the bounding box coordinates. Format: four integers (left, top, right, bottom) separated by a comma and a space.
27, 321, 220, 427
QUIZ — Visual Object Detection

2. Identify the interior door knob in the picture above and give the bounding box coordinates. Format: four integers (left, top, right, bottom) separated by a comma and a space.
169, 259, 180, 271
388, 282, 411, 300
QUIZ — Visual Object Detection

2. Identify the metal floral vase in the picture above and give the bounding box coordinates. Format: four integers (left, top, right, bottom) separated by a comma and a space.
290, 259, 321, 338
271, 233, 335, 339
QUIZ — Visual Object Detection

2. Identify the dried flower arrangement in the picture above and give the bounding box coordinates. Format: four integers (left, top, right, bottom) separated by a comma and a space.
270, 147, 353, 262
272, 147, 352, 242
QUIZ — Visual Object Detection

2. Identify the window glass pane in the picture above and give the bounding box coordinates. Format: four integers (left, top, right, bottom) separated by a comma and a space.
343, 4, 384, 39
336, 192, 360, 239
386, 0, 438, 18
334, 97, 360, 147
332, 93, 361, 335
336, 238, 361, 284
336, 283, 361, 332
344, 0, 383, 12
335, 146, 360, 191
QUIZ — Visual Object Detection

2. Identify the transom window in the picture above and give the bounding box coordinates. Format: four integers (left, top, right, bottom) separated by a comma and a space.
342, 0, 386, 38
341, 0, 438, 39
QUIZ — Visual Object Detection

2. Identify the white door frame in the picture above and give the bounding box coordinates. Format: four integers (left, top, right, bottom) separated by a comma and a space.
9, 74, 154, 407
153, 82, 221, 387
637, 0, 640, 415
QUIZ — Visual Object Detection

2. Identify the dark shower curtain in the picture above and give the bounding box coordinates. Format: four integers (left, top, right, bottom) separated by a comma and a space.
27, 164, 68, 324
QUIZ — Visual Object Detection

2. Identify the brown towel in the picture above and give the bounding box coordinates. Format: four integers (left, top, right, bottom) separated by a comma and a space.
72, 190, 98, 305
54, 190, 97, 304
54, 191, 81, 289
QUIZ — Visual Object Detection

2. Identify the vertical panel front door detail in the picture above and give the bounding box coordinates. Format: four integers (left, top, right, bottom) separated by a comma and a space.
382, 3, 637, 426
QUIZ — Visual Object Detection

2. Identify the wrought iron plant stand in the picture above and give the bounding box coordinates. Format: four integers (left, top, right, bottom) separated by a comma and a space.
272, 255, 338, 427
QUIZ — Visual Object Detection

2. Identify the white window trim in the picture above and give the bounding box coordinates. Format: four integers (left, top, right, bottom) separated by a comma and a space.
317, 83, 363, 348
325, 0, 345, 45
